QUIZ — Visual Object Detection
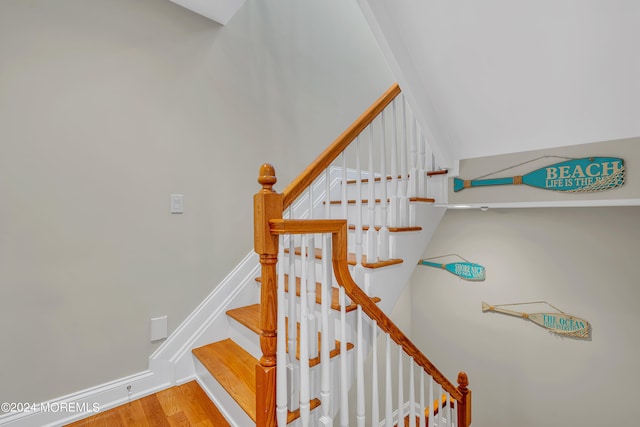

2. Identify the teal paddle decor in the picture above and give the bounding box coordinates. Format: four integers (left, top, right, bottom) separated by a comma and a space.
418, 254, 485, 281
454, 156, 625, 192
482, 301, 591, 339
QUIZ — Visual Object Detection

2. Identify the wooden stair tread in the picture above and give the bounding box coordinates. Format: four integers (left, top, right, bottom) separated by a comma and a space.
287, 318, 355, 368
287, 398, 322, 424
192, 339, 323, 424
286, 247, 403, 269
344, 170, 448, 184
345, 175, 399, 184
192, 339, 258, 422
255, 275, 381, 312
348, 224, 422, 233
227, 304, 261, 334
326, 197, 435, 204
226, 304, 355, 367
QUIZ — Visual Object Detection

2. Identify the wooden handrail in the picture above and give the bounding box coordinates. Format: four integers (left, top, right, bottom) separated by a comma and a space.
269, 218, 465, 403
282, 83, 401, 208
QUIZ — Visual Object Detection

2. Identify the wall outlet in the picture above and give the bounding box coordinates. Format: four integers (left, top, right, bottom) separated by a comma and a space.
150, 316, 168, 341
170, 194, 183, 214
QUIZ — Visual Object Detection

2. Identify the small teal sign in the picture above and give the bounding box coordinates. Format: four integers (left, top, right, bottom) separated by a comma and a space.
454, 157, 625, 192
419, 260, 486, 281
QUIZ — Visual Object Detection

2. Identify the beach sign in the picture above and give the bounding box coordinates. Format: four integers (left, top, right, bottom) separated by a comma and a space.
454, 157, 625, 193
482, 301, 591, 339
419, 260, 486, 281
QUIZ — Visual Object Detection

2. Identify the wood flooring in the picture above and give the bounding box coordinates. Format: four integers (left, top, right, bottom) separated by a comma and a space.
64, 380, 230, 427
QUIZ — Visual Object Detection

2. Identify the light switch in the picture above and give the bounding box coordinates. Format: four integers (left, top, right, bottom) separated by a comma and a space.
170, 194, 183, 214
151, 316, 168, 341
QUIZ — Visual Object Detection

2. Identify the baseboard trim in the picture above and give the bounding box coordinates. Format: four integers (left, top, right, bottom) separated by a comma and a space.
0, 370, 169, 427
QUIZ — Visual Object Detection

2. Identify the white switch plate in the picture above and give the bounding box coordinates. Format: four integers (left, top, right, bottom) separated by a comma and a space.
150, 316, 168, 341
170, 194, 183, 214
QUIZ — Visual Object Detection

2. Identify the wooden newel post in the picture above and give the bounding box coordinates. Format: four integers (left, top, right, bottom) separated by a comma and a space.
457, 372, 472, 426
254, 164, 282, 427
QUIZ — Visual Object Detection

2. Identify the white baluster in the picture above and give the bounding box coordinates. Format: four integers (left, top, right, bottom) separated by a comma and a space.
408, 112, 418, 199
307, 188, 318, 359
276, 236, 288, 427
385, 335, 393, 427
418, 128, 427, 199
429, 375, 434, 427
407, 109, 419, 227
356, 307, 365, 427
287, 235, 299, 410
389, 99, 400, 229
371, 321, 379, 426
399, 95, 410, 227
409, 360, 416, 427
299, 236, 310, 426
437, 384, 442, 427
378, 111, 390, 260
326, 167, 331, 219
319, 233, 332, 427
397, 346, 404, 426
354, 136, 365, 284
341, 152, 348, 219
339, 286, 349, 427
366, 125, 377, 264
419, 370, 425, 427
452, 394, 458, 427
426, 132, 434, 197
446, 393, 452, 427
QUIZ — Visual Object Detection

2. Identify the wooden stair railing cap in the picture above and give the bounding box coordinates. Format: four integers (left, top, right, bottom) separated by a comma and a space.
282, 83, 401, 208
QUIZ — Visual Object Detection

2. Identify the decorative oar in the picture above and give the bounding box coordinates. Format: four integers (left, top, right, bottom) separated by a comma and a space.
454, 156, 624, 193
418, 254, 485, 281
482, 301, 591, 339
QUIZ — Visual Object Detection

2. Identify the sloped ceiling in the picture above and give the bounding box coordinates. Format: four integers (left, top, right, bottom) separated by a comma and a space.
358, 0, 640, 168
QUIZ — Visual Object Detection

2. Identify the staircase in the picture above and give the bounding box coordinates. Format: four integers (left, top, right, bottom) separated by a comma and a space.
155, 83, 472, 426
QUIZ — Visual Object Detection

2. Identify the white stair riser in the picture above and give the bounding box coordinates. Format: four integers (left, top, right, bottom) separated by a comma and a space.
340, 179, 416, 201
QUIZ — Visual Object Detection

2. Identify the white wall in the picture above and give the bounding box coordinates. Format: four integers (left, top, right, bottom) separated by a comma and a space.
0, 0, 393, 404
361, 0, 640, 163
411, 206, 640, 426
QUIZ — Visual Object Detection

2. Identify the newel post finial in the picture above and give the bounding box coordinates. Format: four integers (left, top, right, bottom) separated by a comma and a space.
254, 163, 282, 427
258, 163, 277, 192
457, 372, 472, 426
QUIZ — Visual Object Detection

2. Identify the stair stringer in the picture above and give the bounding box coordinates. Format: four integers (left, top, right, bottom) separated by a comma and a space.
149, 251, 261, 384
